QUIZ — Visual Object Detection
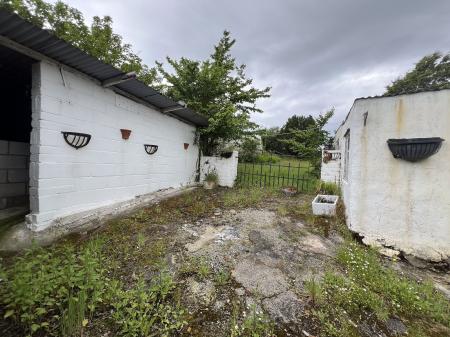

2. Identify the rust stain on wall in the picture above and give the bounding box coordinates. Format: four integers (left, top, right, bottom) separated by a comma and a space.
396, 98, 404, 135
357, 119, 368, 231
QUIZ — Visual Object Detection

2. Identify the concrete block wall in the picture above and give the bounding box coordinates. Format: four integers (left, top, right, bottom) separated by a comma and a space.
28, 61, 200, 230
0, 140, 29, 209
200, 151, 239, 187
320, 149, 341, 184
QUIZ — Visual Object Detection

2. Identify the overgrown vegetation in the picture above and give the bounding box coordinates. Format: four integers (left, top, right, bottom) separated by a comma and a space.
1, 188, 448, 337
0, 240, 106, 336
0, 240, 187, 336
230, 303, 275, 337
311, 241, 450, 337
316, 180, 341, 195
109, 274, 186, 337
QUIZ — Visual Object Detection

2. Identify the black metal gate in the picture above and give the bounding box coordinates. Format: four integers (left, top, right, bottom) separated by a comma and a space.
236, 160, 318, 192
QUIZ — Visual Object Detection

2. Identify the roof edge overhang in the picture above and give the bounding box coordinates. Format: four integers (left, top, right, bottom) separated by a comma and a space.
0, 9, 208, 127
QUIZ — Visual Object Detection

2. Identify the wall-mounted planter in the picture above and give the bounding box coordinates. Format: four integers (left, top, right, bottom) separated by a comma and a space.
312, 194, 339, 216
144, 144, 158, 155
387, 137, 444, 162
220, 151, 233, 158
61, 131, 91, 149
120, 129, 132, 140
184, 143, 189, 150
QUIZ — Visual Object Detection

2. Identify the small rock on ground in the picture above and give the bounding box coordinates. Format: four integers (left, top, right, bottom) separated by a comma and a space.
262, 291, 304, 324
232, 258, 289, 297
385, 318, 408, 336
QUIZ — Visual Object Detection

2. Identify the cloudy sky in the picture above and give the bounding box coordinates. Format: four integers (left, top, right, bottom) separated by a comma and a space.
59, 0, 450, 131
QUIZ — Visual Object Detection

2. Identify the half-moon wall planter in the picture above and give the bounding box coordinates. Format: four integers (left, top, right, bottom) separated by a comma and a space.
387, 137, 444, 162
62, 131, 91, 149
184, 143, 189, 150
144, 144, 158, 155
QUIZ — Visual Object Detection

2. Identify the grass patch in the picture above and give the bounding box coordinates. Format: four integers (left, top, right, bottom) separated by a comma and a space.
222, 187, 276, 209
237, 157, 318, 192
230, 302, 275, 337
312, 241, 450, 337
178, 256, 212, 280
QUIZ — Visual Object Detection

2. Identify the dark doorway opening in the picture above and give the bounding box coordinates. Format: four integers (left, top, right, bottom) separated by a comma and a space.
0, 44, 37, 231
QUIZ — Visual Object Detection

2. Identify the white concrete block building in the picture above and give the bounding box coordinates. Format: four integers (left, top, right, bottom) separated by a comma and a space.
0, 10, 208, 232
326, 89, 450, 261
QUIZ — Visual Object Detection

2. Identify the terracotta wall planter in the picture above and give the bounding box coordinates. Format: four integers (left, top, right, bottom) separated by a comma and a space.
120, 129, 132, 140
184, 143, 189, 150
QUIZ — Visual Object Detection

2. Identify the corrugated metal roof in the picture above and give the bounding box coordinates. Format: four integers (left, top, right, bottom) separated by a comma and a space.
0, 9, 208, 127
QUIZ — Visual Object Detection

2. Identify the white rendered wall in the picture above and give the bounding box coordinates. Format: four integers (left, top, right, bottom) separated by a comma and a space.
335, 90, 450, 261
200, 151, 238, 188
320, 149, 341, 184
28, 61, 199, 231
0, 140, 29, 209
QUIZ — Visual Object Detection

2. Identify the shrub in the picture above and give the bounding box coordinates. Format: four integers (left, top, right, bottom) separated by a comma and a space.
255, 153, 281, 164
316, 181, 340, 195
204, 170, 219, 183
239, 137, 260, 163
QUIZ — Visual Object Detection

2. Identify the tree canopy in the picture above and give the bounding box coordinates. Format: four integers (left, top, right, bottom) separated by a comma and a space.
384, 52, 450, 96
2, 0, 159, 85
3, 2, 270, 154
156, 31, 271, 155
263, 114, 317, 155
281, 109, 334, 159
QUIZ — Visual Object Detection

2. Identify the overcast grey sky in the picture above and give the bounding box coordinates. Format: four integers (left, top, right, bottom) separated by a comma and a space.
61, 0, 450, 131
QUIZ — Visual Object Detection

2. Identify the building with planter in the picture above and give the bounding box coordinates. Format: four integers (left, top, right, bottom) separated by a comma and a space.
322, 89, 450, 261
0, 10, 209, 233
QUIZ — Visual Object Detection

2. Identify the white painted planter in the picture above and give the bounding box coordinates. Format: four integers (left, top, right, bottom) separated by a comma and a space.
203, 181, 216, 190
312, 194, 339, 216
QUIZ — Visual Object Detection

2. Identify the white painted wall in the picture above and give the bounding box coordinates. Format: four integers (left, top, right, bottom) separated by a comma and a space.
320, 149, 341, 184
200, 151, 238, 187
335, 90, 450, 261
0, 140, 29, 209
28, 61, 199, 231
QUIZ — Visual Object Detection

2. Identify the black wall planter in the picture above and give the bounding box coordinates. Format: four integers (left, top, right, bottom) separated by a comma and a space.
144, 144, 158, 155
387, 137, 444, 162
62, 131, 91, 149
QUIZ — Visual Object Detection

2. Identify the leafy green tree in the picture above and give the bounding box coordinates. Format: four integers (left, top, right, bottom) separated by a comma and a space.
2, 0, 159, 85
262, 115, 316, 155
385, 52, 450, 96
282, 109, 334, 159
157, 31, 271, 155
261, 127, 284, 153
280, 115, 315, 134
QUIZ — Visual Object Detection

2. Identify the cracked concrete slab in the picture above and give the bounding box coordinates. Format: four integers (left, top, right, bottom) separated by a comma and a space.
232, 258, 290, 298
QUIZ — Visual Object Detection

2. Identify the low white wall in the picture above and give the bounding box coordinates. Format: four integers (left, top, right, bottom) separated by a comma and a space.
335, 90, 450, 261
28, 61, 200, 231
200, 151, 238, 187
320, 149, 341, 184
0, 140, 29, 209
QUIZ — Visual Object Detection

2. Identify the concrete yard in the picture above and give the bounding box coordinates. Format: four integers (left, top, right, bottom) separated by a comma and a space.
1, 187, 449, 337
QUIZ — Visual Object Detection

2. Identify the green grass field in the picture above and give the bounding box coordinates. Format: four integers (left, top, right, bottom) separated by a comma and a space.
237, 156, 318, 192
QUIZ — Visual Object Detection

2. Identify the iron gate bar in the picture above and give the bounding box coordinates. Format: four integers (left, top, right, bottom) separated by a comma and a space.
236, 159, 318, 192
